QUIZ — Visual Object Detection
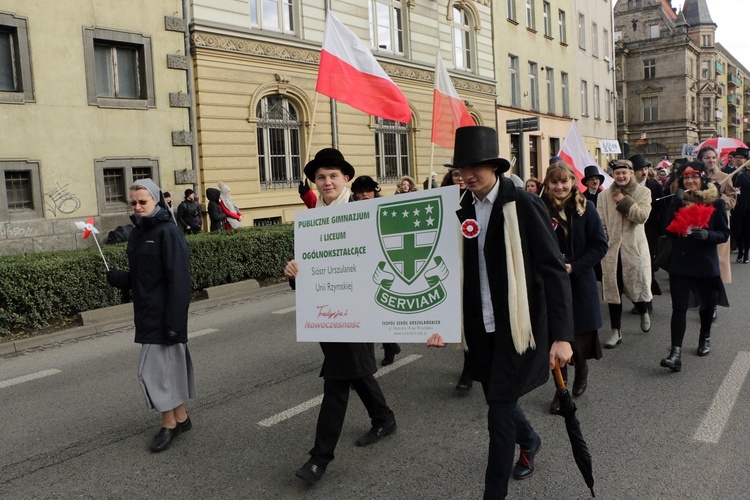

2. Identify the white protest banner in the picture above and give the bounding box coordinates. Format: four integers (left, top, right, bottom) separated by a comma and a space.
681, 144, 698, 158
598, 140, 621, 154
294, 186, 461, 343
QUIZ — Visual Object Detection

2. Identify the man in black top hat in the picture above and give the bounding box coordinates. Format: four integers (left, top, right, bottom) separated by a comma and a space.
581, 165, 605, 205
428, 125, 574, 499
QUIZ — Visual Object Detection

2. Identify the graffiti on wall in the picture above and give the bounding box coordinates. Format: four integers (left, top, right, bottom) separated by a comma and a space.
44, 182, 81, 216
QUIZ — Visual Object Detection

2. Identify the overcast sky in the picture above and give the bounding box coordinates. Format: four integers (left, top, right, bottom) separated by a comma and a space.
660, 0, 750, 71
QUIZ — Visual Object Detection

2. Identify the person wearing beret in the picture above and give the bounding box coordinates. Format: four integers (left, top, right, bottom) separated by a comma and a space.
581, 165, 605, 205
659, 162, 729, 371
284, 149, 396, 485
597, 160, 653, 349
427, 126, 574, 499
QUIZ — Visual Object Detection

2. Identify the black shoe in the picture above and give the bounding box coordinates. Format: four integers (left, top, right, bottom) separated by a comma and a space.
512, 435, 542, 480
744, 256, 749, 264
177, 417, 192, 432
356, 420, 397, 446
698, 332, 711, 357
381, 344, 401, 366
150, 426, 181, 452
630, 306, 639, 315
455, 371, 473, 391
295, 460, 326, 484
572, 363, 588, 397
549, 392, 560, 414
736, 254, 744, 263
660, 346, 682, 372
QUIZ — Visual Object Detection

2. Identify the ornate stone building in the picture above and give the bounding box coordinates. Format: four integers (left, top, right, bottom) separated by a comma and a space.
614, 0, 750, 163
188, 0, 497, 224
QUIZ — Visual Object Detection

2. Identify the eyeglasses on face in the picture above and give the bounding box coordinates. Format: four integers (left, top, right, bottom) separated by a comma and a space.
683, 174, 702, 180
129, 199, 152, 207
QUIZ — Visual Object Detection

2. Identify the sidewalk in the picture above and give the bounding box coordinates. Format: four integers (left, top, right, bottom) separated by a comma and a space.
0, 280, 289, 357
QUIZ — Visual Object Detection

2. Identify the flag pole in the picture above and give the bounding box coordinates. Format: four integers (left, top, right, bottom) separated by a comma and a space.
306, 92, 320, 163
428, 142, 436, 189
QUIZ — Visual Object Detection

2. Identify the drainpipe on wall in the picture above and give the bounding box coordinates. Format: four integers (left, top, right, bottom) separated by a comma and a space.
183, 0, 199, 192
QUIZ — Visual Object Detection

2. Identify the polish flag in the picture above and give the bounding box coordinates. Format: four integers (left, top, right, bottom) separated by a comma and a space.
431, 55, 474, 149
558, 120, 613, 191
316, 12, 412, 124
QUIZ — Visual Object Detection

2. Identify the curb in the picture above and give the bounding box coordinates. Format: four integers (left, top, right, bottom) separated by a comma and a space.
0, 280, 290, 357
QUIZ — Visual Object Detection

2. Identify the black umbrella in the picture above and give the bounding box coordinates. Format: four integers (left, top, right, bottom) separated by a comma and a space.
553, 360, 596, 497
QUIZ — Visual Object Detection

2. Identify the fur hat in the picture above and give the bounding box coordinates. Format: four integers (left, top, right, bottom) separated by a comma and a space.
303, 148, 355, 182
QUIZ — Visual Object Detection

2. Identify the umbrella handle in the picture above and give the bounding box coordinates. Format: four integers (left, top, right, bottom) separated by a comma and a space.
552, 358, 567, 391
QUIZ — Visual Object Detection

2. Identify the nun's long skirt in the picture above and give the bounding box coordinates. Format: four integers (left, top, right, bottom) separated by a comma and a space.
138, 343, 197, 412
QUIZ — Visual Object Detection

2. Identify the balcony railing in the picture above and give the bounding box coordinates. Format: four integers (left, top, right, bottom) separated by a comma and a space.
729, 73, 742, 87
728, 94, 740, 106
716, 61, 724, 74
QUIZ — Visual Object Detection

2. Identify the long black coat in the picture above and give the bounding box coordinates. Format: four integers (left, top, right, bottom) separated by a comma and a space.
108, 208, 192, 344
457, 177, 574, 402
551, 199, 608, 335
643, 178, 666, 258
206, 188, 227, 232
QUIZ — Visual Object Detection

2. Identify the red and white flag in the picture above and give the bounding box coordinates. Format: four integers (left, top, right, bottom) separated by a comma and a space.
558, 120, 613, 190
431, 55, 474, 149
316, 12, 411, 124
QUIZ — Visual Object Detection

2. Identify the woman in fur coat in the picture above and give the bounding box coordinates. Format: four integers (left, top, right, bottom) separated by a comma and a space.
597, 159, 653, 348
542, 162, 608, 412
659, 161, 729, 372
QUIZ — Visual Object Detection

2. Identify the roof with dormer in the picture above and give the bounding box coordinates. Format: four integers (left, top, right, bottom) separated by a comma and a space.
682, 0, 715, 27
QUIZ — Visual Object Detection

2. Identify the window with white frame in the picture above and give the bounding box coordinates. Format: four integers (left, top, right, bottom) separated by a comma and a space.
526, 0, 536, 30
529, 62, 539, 111
614, 30, 622, 42
593, 84, 600, 119
591, 22, 599, 57
546, 67, 555, 114
558, 10, 567, 43
580, 79, 588, 116
644, 58, 655, 79
250, 0, 295, 33
542, 2, 551, 37
605, 88, 612, 121
369, 0, 404, 54
702, 97, 712, 121
701, 34, 712, 47
643, 96, 658, 121
256, 94, 303, 189
578, 13, 585, 49
375, 118, 411, 184
509, 55, 520, 107
701, 61, 710, 79
561, 71, 570, 116
507, 0, 517, 21
83, 27, 155, 109
0, 12, 34, 103
452, 6, 472, 71
603, 28, 610, 58
649, 24, 659, 38
1, 160, 42, 221
95, 158, 158, 214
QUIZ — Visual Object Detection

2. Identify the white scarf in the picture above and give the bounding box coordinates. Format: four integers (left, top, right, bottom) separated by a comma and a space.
316, 186, 351, 207
503, 201, 535, 354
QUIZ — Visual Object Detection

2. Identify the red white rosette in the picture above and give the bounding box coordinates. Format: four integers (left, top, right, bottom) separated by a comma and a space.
461, 219, 480, 239
551, 218, 558, 231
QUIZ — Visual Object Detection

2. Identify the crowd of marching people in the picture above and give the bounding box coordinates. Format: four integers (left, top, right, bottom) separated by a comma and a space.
104, 121, 748, 498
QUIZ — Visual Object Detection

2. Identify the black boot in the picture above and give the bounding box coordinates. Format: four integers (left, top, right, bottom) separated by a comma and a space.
382, 343, 401, 366
698, 331, 711, 357
660, 346, 682, 372
455, 351, 473, 391
549, 365, 567, 413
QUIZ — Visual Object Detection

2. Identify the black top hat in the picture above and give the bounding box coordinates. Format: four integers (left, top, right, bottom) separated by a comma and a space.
582, 165, 605, 184
303, 148, 356, 182
452, 126, 511, 173
351, 175, 380, 194
734, 147, 749, 158
628, 154, 652, 170
443, 156, 454, 169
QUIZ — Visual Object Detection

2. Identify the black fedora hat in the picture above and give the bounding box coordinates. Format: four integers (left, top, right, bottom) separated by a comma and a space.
351, 175, 380, 194
303, 148, 356, 182
734, 147, 749, 159
628, 154, 652, 170
582, 165, 605, 183
452, 126, 511, 173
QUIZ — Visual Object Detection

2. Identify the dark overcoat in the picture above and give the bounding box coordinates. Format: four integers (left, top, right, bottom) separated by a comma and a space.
552, 199, 608, 335
456, 176, 574, 402
108, 208, 192, 344
206, 188, 227, 232
643, 178, 666, 258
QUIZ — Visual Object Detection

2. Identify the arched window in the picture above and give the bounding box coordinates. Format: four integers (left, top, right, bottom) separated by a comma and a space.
374, 118, 411, 184
256, 94, 302, 189
451, 6, 472, 71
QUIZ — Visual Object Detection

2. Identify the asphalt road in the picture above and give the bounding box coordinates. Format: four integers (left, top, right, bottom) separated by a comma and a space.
2, 265, 750, 499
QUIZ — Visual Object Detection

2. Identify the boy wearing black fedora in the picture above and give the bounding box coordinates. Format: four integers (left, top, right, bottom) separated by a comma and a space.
581, 165, 605, 204
428, 126, 574, 499
285, 148, 397, 484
